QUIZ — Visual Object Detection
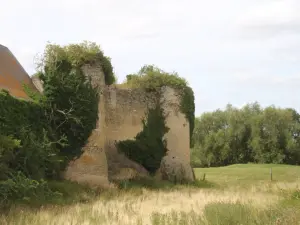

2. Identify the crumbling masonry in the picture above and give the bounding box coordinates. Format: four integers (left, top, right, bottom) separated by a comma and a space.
61, 63, 194, 187
0, 45, 194, 187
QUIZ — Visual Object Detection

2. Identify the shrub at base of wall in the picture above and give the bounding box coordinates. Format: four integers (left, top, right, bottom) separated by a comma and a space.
0, 90, 63, 180
0, 90, 66, 206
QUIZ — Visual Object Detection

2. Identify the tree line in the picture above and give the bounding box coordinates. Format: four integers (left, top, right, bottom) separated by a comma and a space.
191, 103, 300, 167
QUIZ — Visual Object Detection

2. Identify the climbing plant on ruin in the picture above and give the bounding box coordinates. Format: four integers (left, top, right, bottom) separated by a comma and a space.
0, 90, 64, 181
36, 41, 116, 162
124, 65, 195, 146
39, 41, 116, 85
116, 99, 170, 174
0, 41, 116, 205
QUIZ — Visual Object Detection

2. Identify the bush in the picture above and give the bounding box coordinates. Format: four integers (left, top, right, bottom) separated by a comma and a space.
0, 91, 65, 207
0, 41, 114, 207
0, 172, 59, 207
40, 41, 116, 85
0, 91, 64, 179
41, 64, 99, 162
35, 42, 108, 163
0, 135, 21, 180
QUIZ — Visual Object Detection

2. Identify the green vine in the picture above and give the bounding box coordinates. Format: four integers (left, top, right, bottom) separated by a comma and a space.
123, 65, 195, 146
34, 41, 108, 162
22, 83, 46, 103
0, 90, 64, 180
116, 100, 169, 174
180, 86, 195, 147
40, 61, 99, 162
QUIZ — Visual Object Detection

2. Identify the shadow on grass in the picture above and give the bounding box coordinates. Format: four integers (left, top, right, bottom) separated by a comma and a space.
0, 180, 100, 212
2, 178, 217, 211
116, 177, 217, 191
98, 177, 217, 201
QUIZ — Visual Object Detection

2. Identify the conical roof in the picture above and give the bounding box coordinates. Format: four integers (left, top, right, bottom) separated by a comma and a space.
0, 44, 37, 99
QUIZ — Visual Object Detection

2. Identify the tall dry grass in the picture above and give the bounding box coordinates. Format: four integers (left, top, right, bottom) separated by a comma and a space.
1, 164, 300, 225
0, 185, 287, 225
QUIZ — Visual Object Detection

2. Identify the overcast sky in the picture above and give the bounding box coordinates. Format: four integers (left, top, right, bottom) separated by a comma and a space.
1, 0, 299, 115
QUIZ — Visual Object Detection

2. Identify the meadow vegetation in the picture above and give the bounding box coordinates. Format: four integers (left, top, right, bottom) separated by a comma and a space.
1, 164, 300, 225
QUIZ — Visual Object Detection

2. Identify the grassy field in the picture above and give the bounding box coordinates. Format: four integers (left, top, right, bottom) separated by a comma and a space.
1, 164, 300, 225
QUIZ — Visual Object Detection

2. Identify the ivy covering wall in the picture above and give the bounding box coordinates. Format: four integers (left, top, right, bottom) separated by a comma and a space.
116, 65, 195, 175
124, 65, 195, 146
0, 41, 113, 206
116, 100, 170, 174
37, 41, 116, 161
0, 90, 63, 181
39, 41, 116, 85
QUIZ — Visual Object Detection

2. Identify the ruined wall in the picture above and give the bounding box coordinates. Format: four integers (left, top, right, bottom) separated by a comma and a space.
82, 64, 106, 87
103, 86, 156, 179
32, 76, 44, 93
160, 87, 190, 162
64, 63, 192, 186
103, 85, 191, 180
159, 87, 194, 182
0, 46, 192, 186
63, 65, 112, 188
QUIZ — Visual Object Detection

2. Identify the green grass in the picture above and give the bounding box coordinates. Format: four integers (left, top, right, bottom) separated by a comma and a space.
1, 164, 300, 225
117, 177, 216, 191
46, 180, 99, 204
151, 202, 300, 225
0, 180, 100, 211
195, 163, 300, 188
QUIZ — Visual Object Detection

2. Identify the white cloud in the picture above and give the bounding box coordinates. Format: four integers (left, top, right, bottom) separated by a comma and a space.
241, 0, 298, 25
231, 69, 300, 89
1, 0, 300, 114
238, 0, 300, 39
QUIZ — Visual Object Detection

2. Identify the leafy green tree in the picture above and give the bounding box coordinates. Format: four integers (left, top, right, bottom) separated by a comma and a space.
0, 135, 20, 180
191, 102, 300, 167
36, 41, 116, 163
40, 58, 99, 162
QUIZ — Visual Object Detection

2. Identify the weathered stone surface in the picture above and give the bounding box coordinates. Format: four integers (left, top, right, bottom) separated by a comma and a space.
158, 152, 195, 183
63, 149, 112, 189
32, 62, 193, 187
63, 83, 111, 188
160, 87, 190, 162
2, 49, 194, 188
104, 141, 149, 181
81, 63, 105, 88
110, 168, 148, 181
31, 76, 44, 93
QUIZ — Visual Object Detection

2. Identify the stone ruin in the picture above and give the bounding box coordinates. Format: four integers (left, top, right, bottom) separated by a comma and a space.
34, 63, 195, 188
